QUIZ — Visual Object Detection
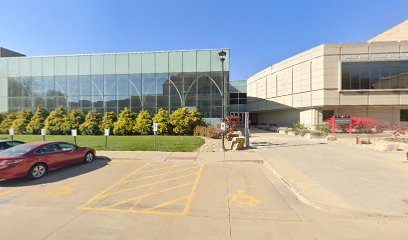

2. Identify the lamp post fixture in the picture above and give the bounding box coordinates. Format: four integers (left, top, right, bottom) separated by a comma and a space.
218, 50, 226, 151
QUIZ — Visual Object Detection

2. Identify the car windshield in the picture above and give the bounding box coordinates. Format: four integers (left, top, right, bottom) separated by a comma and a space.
0, 144, 37, 157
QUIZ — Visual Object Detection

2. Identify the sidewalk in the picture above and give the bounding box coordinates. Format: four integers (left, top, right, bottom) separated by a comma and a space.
251, 129, 408, 218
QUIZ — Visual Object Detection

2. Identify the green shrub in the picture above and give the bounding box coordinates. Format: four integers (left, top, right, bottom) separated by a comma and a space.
318, 123, 332, 134
153, 108, 171, 135
27, 105, 49, 134
65, 109, 85, 134
10, 109, 33, 134
79, 109, 102, 135
0, 112, 17, 134
0, 112, 6, 127
188, 108, 206, 134
113, 107, 137, 135
170, 107, 191, 135
45, 106, 69, 135
101, 112, 117, 135
134, 110, 153, 135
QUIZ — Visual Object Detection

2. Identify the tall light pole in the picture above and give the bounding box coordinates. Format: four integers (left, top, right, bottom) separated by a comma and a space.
219, 50, 226, 151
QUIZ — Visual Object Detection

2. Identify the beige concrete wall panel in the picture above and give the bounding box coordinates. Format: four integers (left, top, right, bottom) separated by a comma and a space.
369, 44, 400, 54
340, 45, 369, 55
339, 93, 368, 105
368, 92, 400, 105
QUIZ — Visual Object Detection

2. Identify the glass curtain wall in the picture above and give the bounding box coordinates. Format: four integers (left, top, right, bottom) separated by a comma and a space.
342, 61, 408, 90
0, 49, 230, 118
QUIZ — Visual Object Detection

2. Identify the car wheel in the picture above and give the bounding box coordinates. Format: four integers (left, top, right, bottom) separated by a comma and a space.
29, 163, 47, 179
84, 152, 95, 163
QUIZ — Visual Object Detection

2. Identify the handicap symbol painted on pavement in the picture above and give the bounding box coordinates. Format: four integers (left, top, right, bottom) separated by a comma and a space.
231, 189, 262, 206
48, 183, 79, 195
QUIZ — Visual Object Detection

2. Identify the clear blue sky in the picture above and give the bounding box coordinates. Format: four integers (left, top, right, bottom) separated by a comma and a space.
0, 0, 407, 80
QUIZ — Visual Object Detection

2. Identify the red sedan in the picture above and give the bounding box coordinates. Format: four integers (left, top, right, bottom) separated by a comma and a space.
0, 141, 96, 180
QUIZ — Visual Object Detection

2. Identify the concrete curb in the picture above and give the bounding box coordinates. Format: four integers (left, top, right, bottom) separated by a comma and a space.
260, 155, 408, 222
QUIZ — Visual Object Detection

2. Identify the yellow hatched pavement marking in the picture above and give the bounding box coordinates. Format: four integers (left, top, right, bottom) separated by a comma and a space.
128, 164, 178, 210
120, 165, 201, 184
96, 172, 198, 200
79, 164, 204, 216
79, 162, 151, 209
102, 181, 194, 209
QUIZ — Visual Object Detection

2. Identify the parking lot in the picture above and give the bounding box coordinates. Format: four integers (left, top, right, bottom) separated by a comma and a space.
1, 157, 408, 240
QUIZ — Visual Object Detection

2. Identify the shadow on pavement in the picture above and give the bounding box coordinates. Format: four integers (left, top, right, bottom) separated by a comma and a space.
0, 157, 111, 187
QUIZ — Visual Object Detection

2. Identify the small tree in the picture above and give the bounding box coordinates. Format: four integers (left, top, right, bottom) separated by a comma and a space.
0, 112, 6, 127
153, 108, 171, 135
134, 110, 153, 135
27, 105, 49, 134
101, 111, 117, 134
44, 106, 69, 135
0, 112, 17, 134
188, 108, 206, 134
113, 107, 137, 135
11, 109, 33, 134
224, 115, 240, 134
65, 109, 85, 134
170, 107, 191, 135
79, 109, 102, 135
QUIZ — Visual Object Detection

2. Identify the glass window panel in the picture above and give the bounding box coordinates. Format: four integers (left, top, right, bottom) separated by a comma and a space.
45, 97, 57, 109
92, 95, 104, 108
129, 53, 142, 74
183, 51, 197, 72
91, 55, 104, 75
43, 76, 55, 96
184, 72, 197, 107
79, 55, 91, 75
350, 69, 359, 89
210, 50, 223, 72
31, 58, 42, 76
33, 97, 45, 108
142, 73, 156, 108
67, 76, 79, 96
79, 76, 91, 96
401, 62, 408, 88
91, 75, 104, 97
19, 58, 31, 76
104, 75, 116, 95
105, 96, 117, 108
118, 96, 130, 108
156, 52, 169, 73
68, 96, 80, 108
130, 74, 142, 98
131, 96, 141, 108
55, 56, 67, 76
0, 59, 7, 77
117, 75, 129, 96
116, 54, 129, 74
142, 53, 155, 73
8, 58, 19, 77
66, 56, 79, 75
169, 52, 182, 73
43, 57, 55, 76
156, 73, 169, 108
31, 77, 44, 96
80, 96, 91, 108
0, 77, 7, 97
197, 51, 211, 72
104, 55, 116, 74
56, 97, 67, 107
55, 76, 66, 96
169, 73, 182, 108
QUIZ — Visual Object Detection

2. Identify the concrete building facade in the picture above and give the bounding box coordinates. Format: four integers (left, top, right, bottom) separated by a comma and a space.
247, 21, 408, 127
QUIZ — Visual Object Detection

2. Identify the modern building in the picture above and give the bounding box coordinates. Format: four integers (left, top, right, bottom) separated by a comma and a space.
229, 80, 247, 121
247, 20, 408, 127
0, 49, 230, 122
